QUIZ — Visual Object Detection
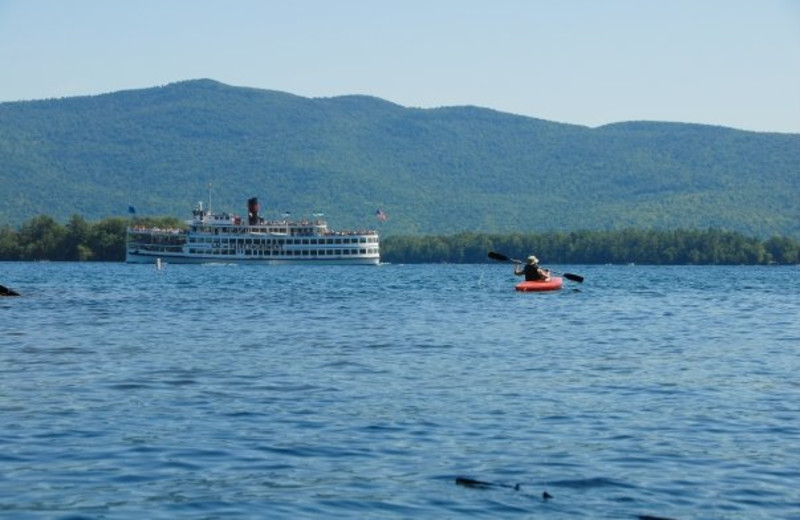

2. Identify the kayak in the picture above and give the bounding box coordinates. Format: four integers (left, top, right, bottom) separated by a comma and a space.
515, 277, 563, 292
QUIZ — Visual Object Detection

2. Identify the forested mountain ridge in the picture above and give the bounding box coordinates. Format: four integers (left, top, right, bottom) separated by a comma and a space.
1, 79, 798, 237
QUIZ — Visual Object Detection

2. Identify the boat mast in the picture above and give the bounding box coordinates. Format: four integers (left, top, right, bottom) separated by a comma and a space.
207, 182, 212, 215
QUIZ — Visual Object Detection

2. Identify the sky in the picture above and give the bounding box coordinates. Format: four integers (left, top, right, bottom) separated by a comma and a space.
1, 0, 799, 133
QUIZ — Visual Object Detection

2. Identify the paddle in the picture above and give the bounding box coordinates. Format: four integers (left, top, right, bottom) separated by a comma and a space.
487, 251, 585, 283
488, 251, 521, 264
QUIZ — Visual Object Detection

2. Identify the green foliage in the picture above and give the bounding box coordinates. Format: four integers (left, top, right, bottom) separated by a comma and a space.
0, 215, 180, 261
0, 213, 797, 264
382, 229, 800, 265
18, 215, 66, 261
1, 79, 798, 239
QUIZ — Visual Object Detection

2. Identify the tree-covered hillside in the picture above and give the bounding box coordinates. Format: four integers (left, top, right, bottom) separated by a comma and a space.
1, 79, 798, 237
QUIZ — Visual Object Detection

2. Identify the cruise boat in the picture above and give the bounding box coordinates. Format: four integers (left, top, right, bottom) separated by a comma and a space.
126, 197, 380, 265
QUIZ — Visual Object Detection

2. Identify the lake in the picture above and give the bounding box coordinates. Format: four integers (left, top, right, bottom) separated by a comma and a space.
1, 262, 798, 519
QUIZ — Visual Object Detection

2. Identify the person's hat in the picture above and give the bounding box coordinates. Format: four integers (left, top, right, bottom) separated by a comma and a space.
527, 255, 539, 264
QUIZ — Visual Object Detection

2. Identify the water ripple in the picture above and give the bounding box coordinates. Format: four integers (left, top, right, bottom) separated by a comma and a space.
1, 263, 798, 518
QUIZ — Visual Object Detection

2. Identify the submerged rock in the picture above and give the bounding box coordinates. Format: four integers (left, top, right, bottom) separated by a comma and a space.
1, 284, 20, 296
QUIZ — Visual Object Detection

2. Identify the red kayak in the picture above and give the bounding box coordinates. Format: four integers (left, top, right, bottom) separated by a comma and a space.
515, 277, 563, 292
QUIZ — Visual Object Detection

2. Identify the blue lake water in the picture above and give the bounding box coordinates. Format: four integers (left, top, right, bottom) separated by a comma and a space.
1, 262, 799, 519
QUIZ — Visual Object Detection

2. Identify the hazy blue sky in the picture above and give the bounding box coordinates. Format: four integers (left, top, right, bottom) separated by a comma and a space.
1, 0, 798, 133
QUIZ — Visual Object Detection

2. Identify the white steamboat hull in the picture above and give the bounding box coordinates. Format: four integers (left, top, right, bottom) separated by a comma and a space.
126, 196, 381, 266
126, 250, 380, 266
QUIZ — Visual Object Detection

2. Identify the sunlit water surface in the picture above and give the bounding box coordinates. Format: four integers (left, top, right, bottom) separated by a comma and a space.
1, 263, 798, 519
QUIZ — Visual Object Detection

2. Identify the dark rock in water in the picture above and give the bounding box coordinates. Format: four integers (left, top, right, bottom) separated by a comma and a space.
542, 491, 553, 500
638, 515, 677, 520
455, 477, 520, 491
455, 477, 494, 489
0, 284, 20, 297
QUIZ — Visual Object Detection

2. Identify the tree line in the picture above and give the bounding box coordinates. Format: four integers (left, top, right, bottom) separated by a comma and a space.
384, 230, 800, 265
0, 215, 181, 262
1, 214, 798, 265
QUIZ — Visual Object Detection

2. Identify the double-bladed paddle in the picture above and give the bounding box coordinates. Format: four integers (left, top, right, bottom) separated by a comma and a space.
487, 251, 584, 283
488, 251, 522, 264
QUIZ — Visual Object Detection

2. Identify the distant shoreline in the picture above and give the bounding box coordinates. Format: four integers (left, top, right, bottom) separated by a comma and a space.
1, 215, 798, 265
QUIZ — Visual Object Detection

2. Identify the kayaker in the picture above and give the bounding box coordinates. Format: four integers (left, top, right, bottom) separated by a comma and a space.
514, 255, 551, 281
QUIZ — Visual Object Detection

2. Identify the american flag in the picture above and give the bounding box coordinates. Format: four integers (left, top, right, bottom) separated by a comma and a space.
375, 209, 388, 222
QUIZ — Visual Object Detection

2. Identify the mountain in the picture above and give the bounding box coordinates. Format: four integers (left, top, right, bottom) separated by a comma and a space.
1, 79, 798, 237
